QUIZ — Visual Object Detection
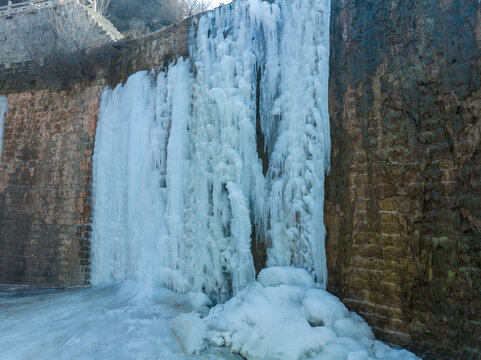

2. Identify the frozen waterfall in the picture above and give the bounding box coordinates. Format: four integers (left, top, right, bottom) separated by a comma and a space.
0, 96, 7, 157
90, 2, 419, 357
0, 1, 420, 359
92, 0, 330, 300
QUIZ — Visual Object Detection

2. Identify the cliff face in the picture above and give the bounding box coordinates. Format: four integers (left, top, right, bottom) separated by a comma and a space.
326, 0, 481, 358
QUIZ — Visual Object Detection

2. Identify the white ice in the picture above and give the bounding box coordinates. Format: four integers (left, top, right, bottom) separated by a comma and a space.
92, 0, 330, 300
194, 267, 419, 360
91, 60, 194, 292
0, 96, 8, 157
0, 283, 241, 360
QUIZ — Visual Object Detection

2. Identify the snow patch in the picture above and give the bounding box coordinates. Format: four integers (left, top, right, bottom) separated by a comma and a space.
192, 267, 418, 360
258, 266, 315, 287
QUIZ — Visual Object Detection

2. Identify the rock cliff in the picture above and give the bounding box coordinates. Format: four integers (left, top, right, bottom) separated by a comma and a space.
326, 0, 481, 358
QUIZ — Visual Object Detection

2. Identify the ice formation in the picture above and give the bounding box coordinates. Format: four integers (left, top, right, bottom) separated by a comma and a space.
91, 61, 193, 291
199, 267, 419, 360
88, 0, 419, 358
93, 0, 329, 299
0, 283, 241, 360
0, 96, 8, 157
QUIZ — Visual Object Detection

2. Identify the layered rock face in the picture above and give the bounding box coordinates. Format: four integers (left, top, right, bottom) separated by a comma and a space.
326, 0, 481, 358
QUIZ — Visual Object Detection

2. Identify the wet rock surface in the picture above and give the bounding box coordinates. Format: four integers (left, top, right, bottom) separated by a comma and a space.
326, 0, 481, 358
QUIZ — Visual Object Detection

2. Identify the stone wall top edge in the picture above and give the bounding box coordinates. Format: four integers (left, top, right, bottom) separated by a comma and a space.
0, 17, 191, 95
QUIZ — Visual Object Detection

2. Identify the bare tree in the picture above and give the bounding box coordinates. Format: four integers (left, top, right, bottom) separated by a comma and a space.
107, 0, 186, 37
48, 0, 114, 58
90, 0, 110, 15
183, 0, 212, 16
49, 1, 97, 56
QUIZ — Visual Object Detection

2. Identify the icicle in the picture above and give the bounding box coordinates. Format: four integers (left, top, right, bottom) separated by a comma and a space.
265, 0, 331, 286
0, 96, 8, 158
92, 0, 331, 296
91, 61, 192, 291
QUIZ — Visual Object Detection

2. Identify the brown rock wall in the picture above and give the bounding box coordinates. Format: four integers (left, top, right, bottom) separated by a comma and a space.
0, 20, 189, 286
0, 85, 101, 286
327, 0, 481, 358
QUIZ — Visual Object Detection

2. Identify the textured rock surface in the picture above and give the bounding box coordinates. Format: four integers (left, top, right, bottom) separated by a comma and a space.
0, 20, 189, 286
106, 0, 186, 36
0, 86, 100, 286
326, 0, 481, 358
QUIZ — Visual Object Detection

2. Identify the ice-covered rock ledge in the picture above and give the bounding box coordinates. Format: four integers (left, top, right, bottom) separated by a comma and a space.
173, 267, 419, 360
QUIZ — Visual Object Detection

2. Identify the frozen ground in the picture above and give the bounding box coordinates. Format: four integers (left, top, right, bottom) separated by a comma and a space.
0, 282, 241, 360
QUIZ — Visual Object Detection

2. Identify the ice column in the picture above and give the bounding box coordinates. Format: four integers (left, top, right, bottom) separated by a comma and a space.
91, 0, 331, 296
190, 0, 331, 286
0, 96, 8, 157
91, 60, 192, 291
183, 1, 273, 299
265, 0, 331, 285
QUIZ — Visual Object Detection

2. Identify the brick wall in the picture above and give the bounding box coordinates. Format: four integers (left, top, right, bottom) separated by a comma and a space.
326, 0, 481, 358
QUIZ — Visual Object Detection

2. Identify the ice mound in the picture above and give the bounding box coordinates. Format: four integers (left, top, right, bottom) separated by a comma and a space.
174, 267, 419, 360
172, 313, 207, 354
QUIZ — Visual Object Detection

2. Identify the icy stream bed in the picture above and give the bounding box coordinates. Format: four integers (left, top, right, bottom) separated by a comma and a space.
0, 282, 241, 360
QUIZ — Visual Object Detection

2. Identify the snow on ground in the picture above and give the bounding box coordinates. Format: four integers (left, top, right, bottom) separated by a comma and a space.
0, 282, 241, 360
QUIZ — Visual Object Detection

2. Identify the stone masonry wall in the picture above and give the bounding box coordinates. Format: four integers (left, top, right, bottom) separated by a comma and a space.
0, 86, 100, 286
326, 0, 481, 359
0, 20, 189, 286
